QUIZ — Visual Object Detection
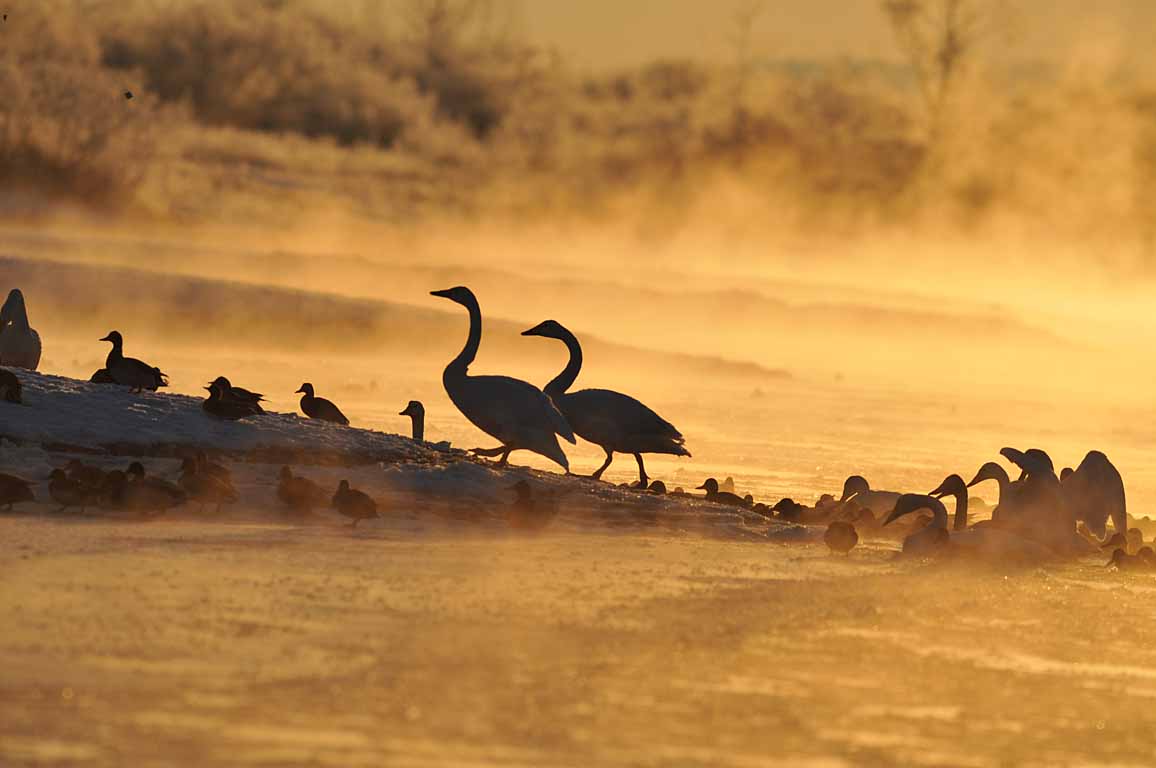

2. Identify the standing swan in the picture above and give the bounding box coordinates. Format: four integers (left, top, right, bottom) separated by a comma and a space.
521, 319, 689, 485
0, 289, 42, 370
430, 287, 575, 470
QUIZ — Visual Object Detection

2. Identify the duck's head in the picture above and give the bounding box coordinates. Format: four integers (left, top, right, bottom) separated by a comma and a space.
966, 462, 1007, 488
399, 400, 424, 418
521, 320, 568, 340
430, 286, 476, 307
929, 474, 967, 499
279, 466, 292, 480
696, 478, 719, 494
211, 376, 232, 389
839, 475, 869, 503
509, 479, 532, 498
295, 383, 314, 396
771, 498, 800, 515
48, 468, 66, 482
648, 480, 667, 495
99, 330, 123, 346
126, 462, 145, 479
337, 479, 350, 492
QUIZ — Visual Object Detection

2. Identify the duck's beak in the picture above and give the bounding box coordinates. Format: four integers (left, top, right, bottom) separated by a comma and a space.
695, 483, 707, 490
99, 334, 112, 342
294, 387, 305, 394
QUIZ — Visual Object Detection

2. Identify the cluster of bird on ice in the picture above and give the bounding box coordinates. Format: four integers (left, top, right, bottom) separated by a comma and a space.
1, 286, 1149, 566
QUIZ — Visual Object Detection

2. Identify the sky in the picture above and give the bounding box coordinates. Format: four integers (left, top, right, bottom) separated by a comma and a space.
516, 0, 1155, 71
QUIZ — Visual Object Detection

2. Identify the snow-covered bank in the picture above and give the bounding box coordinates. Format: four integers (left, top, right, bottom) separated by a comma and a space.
0, 370, 444, 464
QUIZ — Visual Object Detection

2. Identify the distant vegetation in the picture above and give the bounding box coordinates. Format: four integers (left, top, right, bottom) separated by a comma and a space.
1, 0, 1155, 248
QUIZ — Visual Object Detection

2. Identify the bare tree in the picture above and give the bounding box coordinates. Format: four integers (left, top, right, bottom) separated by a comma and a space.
880, 0, 984, 145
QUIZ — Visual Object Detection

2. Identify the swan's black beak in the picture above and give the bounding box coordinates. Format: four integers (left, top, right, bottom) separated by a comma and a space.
521, 322, 549, 337
430, 288, 454, 299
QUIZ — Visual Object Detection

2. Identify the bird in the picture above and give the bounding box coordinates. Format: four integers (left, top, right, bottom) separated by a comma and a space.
89, 368, 116, 384
1061, 451, 1127, 542
824, 520, 859, 554
965, 462, 1016, 522
331, 480, 378, 527
838, 475, 902, 517
697, 478, 750, 507
507, 479, 559, 531
648, 480, 667, 495
66, 459, 107, 492
179, 457, 238, 512
0, 472, 35, 510
400, 400, 426, 441
0, 368, 21, 404
212, 376, 265, 409
277, 466, 327, 515
521, 319, 689, 485
721, 477, 737, 494
770, 497, 828, 524
123, 462, 186, 515
99, 331, 167, 392
296, 383, 349, 425
928, 474, 971, 531
194, 451, 231, 484
0, 289, 42, 370
882, 494, 952, 556
431, 287, 574, 470
1106, 548, 1155, 572
46, 469, 93, 512
203, 380, 263, 420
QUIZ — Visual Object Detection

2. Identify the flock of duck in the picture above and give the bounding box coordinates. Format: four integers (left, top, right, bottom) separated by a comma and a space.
0, 285, 1146, 565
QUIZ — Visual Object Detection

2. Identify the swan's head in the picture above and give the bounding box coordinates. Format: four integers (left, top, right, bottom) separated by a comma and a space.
1, 289, 27, 326
929, 474, 967, 499
839, 475, 869, 502
696, 478, 720, 494
430, 286, 476, 307
1000, 446, 1054, 478
399, 400, 424, 418
295, 383, 314, 396
99, 330, 123, 346
883, 494, 938, 527
521, 320, 568, 340
966, 462, 1007, 488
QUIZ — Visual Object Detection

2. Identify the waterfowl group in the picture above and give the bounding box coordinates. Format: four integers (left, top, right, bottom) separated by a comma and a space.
0, 289, 41, 370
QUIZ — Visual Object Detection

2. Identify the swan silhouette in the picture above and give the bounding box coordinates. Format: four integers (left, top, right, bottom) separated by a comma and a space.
431, 287, 574, 470
521, 319, 689, 485
0, 289, 41, 370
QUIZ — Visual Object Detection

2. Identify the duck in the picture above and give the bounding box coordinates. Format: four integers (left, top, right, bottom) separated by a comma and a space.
507, 479, 558, 531
824, 520, 859, 554
212, 376, 264, 408
697, 478, 750, 507
277, 466, 327, 515
46, 469, 93, 512
296, 383, 349, 426
179, 456, 238, 512
123, 462, 186, 514
0, 472, 35, 510
66, 459, 107, 492
521, 319, 689, 484
0, 368, 21, 404
99, 331, 167, 392
0, 289, 41, 370
89, 368, 116, 384
400, 400, 426, 441
203, 380, 263, 420
838, 475, 902, 517
127, 461, 186, 499
771, 497, 817, 523
1106, 547, 1155, 572
194, 451, 231, 484
648, 480, 667, 495
331, 480, 378, 527
432, 288, 574, 470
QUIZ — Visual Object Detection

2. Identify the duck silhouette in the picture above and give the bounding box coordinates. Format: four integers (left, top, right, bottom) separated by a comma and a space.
99, 331, 167, 392
296, 383, 349, 425
332, 480, 378, 527
0, 368, 21, 404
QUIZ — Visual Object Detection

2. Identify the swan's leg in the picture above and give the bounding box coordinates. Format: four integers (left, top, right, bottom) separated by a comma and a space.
471, 446, 507, 458
591, 449, 614, 480
496, 448, 512, 467
634, 453, 649, 486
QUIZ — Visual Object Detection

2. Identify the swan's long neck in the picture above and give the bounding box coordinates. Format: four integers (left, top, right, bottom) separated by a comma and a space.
445, 296, 482, 380
410, 412, 425, 442
2, 296, 28, 331
992, 468, 1011, 506
545, 328, 583, 396
948, 488, 968, 531
927, 497, 950, 530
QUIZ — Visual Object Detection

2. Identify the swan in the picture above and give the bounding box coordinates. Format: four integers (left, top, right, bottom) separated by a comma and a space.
0, 289, 41, 370
928, 474, 971, 531
400, 400, 425, 441
99, 331, 167, 392
1061, 451, 1126, 540
838, 475, 901, 517
296, 383, 349, 425
965, 462, 1016, 523
521, 319, 689, 484
431, 287, 574, 470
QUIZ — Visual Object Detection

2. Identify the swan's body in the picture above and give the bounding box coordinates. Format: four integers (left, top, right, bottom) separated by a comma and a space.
431, 287, 574, 470
521, 319, 689, 485
0, 289, 41, 370
100, 331, 167, 392
1061, 451, 1126, 540
296, 383, 349, 425
884, 493, 1055, 562
838, 475, 901, 517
